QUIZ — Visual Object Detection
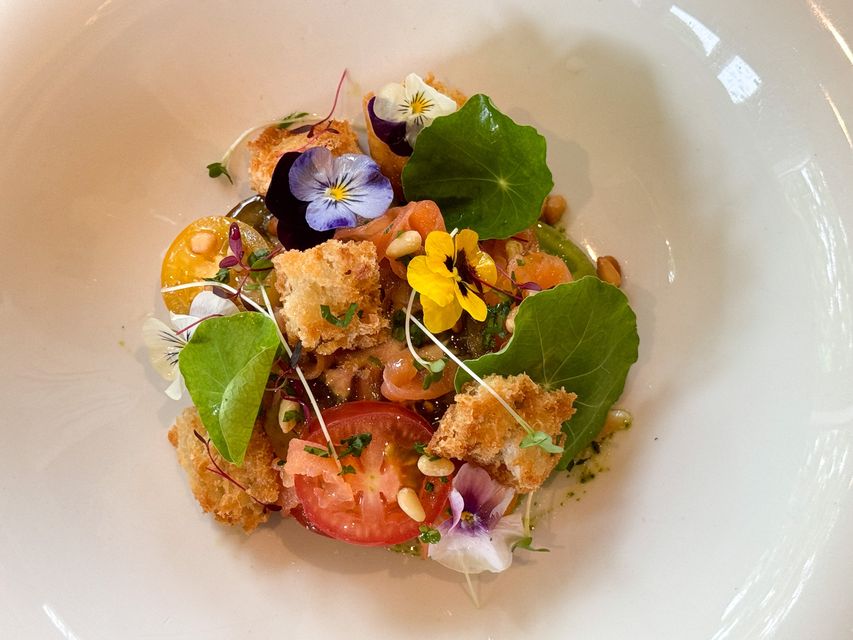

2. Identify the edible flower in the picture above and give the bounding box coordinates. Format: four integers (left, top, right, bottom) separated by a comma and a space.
407, 229, 497, 333
371, 73, 457, 149
142, 291, 239, 399
288, 147, 393, 232
428, 463, 525, 574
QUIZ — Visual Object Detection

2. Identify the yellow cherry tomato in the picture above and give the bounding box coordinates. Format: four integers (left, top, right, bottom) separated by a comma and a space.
160, 216, 277, 314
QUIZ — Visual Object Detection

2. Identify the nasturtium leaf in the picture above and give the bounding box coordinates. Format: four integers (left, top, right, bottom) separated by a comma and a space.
455, 277, 639, 468
179, 312, 280, 465
401, 94, 553, 240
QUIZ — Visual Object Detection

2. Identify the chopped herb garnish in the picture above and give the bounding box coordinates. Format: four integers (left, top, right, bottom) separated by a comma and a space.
413, 442, 427, 455
424, 481, 435, 492
483, 301, 511, 350
391, 309, 428, 346
338, 465, 357, 476
338, 432, 372, 458
321, 303, 358, 328
418, 525, 441, 544
281, 409, 304, 423
440, 476, 449, 484
367, 356, 383, 368
277, 111, 309, 129
276, 459, 286, 466
304, 444, 331, 458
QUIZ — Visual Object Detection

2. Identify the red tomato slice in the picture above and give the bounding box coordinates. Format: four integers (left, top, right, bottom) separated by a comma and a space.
287, 402, 452, 546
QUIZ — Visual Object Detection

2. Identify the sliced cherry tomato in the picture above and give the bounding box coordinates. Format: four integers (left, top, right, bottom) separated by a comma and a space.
287, 401, 452, 546
160, 216, 276, 314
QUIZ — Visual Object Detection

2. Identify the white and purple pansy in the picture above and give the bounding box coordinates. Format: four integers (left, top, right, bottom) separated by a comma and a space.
369, 73, 458, 155
287, 147, 393, 232
142, 291, 239, 400
428, 463, 526, 574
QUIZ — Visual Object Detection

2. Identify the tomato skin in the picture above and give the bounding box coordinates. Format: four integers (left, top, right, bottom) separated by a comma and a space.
290, 402, 452, 546
160, 216, 275, 314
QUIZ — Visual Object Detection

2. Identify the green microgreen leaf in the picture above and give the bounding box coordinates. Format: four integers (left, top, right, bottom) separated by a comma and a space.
338, 464, 357, 476
520, 431, 563, 454
179, 313, 279, 465
418, 525, 441, 544
512, 535, 549, 553
204, 268, 231, 284
413, 442, 428, 455
402, 94, 553, 240
320, 302, 358, 328
206, 161, 233, 184
424, 481, 435, 493
456, 277, 639, 469
338, 432, 372, 458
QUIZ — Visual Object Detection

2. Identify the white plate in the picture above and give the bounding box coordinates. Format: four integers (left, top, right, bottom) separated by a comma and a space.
2, 1, 852, 638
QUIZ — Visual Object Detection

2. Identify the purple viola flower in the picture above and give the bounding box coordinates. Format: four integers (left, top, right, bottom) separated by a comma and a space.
287, 147, 393, 232
428, 463, 525, 574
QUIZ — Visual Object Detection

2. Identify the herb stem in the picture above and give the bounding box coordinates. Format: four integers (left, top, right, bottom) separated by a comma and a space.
161, 281, 267, 313
259, 286, 341, 471
408, 315, 536, 437
405, 289, 433, 369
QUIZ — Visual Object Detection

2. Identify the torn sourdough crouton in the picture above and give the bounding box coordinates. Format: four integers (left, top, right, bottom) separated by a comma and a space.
363, 73, 467, 199
272, 239, 389, 355
428, 373, 576, 493
247, 119, 360, 196
167, 407, 282, 533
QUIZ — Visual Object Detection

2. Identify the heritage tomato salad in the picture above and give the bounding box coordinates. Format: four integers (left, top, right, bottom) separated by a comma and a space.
144, 71, 639, 595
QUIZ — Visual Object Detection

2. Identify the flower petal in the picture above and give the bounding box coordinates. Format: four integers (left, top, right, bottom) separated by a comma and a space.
189, 290, 239, 319
421, 292, 462, 333
455, 229, 497, 285
453, 463, 515, 522
367, 97, 412, 156
288, 147, 335, 202
305, 199, 358, 231
425, 230, 455, 263
455, 283, 488, 322
373, 81, 409, 123
407, 256, 456, 307
429, 511, 524, 574
142, 317, 184, 382
165, 374, 185, 401
331, 153, 393, 220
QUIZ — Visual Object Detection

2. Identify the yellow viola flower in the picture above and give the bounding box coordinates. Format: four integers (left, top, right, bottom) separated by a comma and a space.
407, 229, 498, 332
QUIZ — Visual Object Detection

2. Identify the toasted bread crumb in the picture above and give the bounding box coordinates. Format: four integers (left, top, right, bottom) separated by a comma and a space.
168, 407, 282, 532
248, 120, 360, 196
273, 239, 388, 355
428, 374, 576, 492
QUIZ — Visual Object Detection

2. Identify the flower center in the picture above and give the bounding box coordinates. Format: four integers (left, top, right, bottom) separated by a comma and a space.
326, 183, 349, 202
407, 91, 434, 116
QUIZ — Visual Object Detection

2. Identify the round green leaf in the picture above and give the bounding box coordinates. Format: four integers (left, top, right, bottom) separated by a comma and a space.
402, 94, 553, 240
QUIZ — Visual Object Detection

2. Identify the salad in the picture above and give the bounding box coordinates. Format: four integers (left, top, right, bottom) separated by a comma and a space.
144, 71, 639, 594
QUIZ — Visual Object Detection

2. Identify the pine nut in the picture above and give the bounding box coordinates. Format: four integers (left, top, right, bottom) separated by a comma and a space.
397, 487, 425, 522
386, 230, 422, 259
540, 194, 567, 225
596, 255, 622, 287
277, 399, 303, 434
417, 454, 455, 477
190, 231, 217, 257
601, 408, 632, 437
505, 239, 523, 260
505, 306, 519, 334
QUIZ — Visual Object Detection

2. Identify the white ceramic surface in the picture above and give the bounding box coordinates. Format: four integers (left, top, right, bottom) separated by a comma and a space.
2, 1, 852, 638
